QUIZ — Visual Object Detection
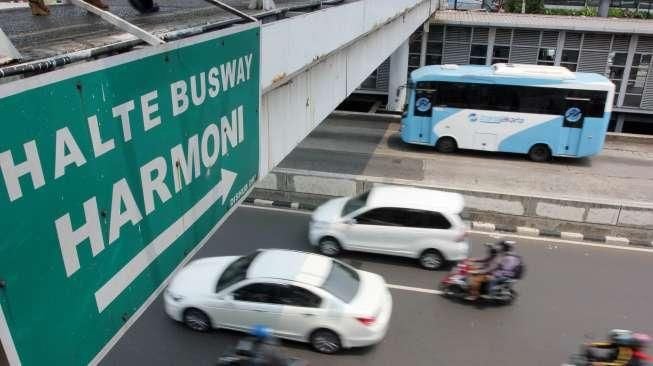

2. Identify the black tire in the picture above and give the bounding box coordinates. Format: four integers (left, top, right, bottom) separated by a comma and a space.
183, 308, 211, 332
528, 144, 551, 162
310, 329, 341, 354
318, 237, 341, 257
419, 249, 445, 270
435, 137, 457, 153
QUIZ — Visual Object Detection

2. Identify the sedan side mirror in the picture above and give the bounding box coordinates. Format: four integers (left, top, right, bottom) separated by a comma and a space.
345, 218, 357, 225
218, 293, 233, 301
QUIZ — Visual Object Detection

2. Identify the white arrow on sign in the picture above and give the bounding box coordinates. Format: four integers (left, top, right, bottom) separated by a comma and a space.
95, 169, 237, 312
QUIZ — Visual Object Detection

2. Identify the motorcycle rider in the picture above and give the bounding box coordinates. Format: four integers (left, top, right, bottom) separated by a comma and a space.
580, 329, 652, 366
465, 243, 502, 300
487, 240, 521, 295
217, 325, 288, 366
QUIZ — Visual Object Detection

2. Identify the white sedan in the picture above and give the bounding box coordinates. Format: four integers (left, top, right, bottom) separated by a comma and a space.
164, 249, 393, 353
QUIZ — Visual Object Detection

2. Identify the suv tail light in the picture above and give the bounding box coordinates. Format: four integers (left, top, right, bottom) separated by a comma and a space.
356, 316, 376, 326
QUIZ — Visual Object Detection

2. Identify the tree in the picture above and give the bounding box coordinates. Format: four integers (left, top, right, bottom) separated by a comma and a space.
505, 0, 544, 13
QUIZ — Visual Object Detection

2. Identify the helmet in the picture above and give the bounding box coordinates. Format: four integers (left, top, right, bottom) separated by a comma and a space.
608, 329, 651, 348
251, 325, 271, 340
498, 240, 516, 253
484, 243, 498, 257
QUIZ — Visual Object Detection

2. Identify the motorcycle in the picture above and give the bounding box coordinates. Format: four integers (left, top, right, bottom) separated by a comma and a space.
438, 259, 518, 304
216, 335, 308, 366
563, 330, 653, 366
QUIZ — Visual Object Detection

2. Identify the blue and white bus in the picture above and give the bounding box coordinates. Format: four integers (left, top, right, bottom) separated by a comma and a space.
401, 64, 615, 161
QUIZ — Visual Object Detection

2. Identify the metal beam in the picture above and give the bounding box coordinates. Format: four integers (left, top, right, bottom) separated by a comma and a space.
204, 0, 258, 22
616, 35, 638, 107
419, 22, 429, 67
68, 0, 164, 46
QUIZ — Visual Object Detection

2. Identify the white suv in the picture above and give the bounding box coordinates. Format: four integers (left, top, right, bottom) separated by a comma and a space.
308, 185, 469, 270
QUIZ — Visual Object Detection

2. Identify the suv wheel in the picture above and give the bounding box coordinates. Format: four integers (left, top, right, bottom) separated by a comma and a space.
318, 237, 341, 256
419, 250, 445, 270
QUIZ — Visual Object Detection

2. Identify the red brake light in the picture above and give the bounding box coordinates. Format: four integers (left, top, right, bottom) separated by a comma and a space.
356, 316, 376, 326
455, 231, 468, 242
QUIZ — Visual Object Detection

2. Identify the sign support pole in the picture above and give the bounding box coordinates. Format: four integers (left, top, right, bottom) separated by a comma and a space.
203, 0, 259, 22
68, 0, 164, 46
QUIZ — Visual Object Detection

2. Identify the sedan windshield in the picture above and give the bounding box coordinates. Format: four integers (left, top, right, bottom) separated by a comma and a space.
341, 191, 369, 217
321, 260, 360, 303
215, 251, 260, 293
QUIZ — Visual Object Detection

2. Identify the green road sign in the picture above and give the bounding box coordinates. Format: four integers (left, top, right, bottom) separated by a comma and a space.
0, 24, 260, 365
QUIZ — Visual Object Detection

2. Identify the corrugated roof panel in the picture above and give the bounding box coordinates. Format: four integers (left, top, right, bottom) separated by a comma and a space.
583, 33, 613, 50
565, 32, 583, 49
611, 35, 631, 52
445, 26, 472, 43
513, 29, 540, 45
541, 31, 559, 48
637, 36, 653, 53
443, 42, 470, 64
642, 64, 653, 110
472, 27, 489, 44
578, 50, 609, 74
509, 46, 538, 64
495, 28, 512, 45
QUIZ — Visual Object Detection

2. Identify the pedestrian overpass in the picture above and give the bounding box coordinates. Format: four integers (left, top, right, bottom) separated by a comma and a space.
0, 1, 439, 364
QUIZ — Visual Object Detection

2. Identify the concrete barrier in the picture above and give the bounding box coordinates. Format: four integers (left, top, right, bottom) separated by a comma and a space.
251, 168, 653, 243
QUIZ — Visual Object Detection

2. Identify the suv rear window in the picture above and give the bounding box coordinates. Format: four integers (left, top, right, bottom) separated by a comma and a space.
215, 251, 260, 293
342, 191, 369, 216
321, 260, 360, 303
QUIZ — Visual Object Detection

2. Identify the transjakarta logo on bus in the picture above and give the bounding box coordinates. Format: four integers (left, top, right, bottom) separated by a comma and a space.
416, 97, 432, 112
468, 112, 525, 124
565, 107, 583, 122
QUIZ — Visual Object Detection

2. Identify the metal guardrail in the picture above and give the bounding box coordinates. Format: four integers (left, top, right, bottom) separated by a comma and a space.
0, 0, 345, 79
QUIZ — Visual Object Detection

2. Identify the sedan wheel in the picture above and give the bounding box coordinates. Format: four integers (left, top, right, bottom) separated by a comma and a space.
183, 309, 211, 332
318, 238, 341, 256
311, 329, 341, 354
419, 250, 444, 270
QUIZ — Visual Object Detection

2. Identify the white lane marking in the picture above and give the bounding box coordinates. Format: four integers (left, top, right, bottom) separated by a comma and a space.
95, 169, 237, 312
387, 283, 442, 295
470, 230, 653, 254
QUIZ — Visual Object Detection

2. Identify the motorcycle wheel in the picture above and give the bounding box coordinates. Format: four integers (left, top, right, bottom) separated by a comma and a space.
494, 287, 516, 305
444, 284, 465, 299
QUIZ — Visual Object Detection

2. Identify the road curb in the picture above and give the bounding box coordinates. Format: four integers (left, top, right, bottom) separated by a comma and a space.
243, 198, 653, 248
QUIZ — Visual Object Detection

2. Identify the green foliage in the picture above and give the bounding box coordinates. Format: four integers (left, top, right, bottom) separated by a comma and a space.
504, 0, 544, 13
536, 5, 652, 18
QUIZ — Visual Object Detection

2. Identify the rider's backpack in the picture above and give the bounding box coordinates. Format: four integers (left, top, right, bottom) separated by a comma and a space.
510, 254, 525, 279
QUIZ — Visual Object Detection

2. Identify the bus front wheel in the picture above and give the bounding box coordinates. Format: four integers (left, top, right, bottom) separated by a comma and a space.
528, 144, 551, 162
436, 137, 457, 153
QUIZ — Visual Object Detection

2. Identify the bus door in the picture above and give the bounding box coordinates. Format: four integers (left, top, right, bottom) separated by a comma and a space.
413, 87, 436, 144
562, 97, 589, 156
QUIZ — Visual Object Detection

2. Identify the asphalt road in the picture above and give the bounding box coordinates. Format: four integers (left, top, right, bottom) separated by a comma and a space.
279, 116, 653, 204
101, 205, 653, 366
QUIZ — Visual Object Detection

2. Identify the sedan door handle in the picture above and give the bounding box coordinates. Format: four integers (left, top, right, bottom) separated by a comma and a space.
302, 313, 315, 317
253, 309, 268, 313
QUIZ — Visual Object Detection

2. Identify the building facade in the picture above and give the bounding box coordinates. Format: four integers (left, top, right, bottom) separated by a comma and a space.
360, 11, 653, 133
